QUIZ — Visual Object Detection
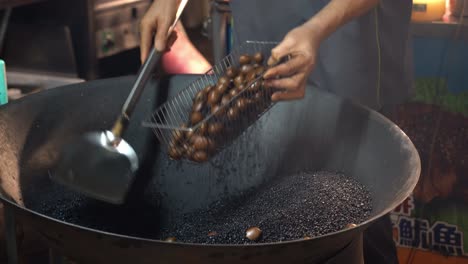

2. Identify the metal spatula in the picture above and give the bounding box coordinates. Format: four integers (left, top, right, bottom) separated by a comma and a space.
52, 0, 188, 204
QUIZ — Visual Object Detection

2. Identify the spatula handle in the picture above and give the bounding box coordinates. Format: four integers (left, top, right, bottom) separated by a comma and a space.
111, 48, 161, 137
111, 0, 188, 138
124, 48, 161, 118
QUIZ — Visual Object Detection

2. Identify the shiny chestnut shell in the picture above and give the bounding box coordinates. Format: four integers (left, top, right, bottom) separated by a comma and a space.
225, 67, 238, 78
190, 111, 203, 125
197, 122, 208, 135
171, 129, 184, 144
184, 144, 196, 157
168, 144, 183, 160
245, 71, 256, 83
239, 54, 251, 65
236, 98, 248, 112
208, 122, 224, 135
217, 76, 229, 86
248, 81, 261, 93
192, 101, 204, 112
207, 90, 221, 106
229, 89, 238, 98
205, 85, 214, 94
255, 66, 265, 76
234, 75, 245, 87
236, 84, 246, 93
221, 94, 231, 106
240, 64, 254, 75
246, 227, 262, 241
194, 89, 207, 103
165, 237, 177, 242
185, 129, 195, 140
210, 104, 226, 118
253, 52, 264, 64
193, 151, 208, 163
215, 82, 229, 94
192, 135, 209, 151
227, 107, 240, 121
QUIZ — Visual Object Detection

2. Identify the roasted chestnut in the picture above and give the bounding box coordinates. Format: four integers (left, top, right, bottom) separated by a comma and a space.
246, 227, 262, 241
245, 71, 257, 82
217, 76, 229, 86
184, 143, 196, 157
234, 75, 245, 87
255, 66, 265, 76
239, 54, 251, 65
192, 101, 204, 112
221, 94, 231, 106
208, 90, 221, 105
194, 89, 207, 103
198, 122, 208, 135
185, 129, 195, 140
248, 81, 261, 93
211, 104, 226, 118
226, 67, 238, 78
240, 64, 254, 75
215, 82, 229, 94
208, 122, 224, 135
236, 98, 248, 112
253, 92, 266, 107
193, 151, 208, 163
190, 111, 204, 125
253, 52, 264, 64
171, 129, 184, 144
229, 89, 238, 98
192, 135, 209, 151
168, 144, 183, 160
165, 237, 177, 242
205, 84, 214, 94
236, 84, 246, 93
227, 106, 240, 121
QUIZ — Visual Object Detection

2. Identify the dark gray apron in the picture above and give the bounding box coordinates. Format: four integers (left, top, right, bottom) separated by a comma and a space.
230, 0, 414, 111
230, 1, 414, 263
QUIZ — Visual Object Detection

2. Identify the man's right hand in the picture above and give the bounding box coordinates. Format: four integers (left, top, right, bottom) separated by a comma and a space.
139, 0, 180, 63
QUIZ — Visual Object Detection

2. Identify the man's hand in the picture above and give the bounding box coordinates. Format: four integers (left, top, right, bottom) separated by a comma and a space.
139, 0, 179, 63
263, 0, 379, 102
263, 24, 319, 102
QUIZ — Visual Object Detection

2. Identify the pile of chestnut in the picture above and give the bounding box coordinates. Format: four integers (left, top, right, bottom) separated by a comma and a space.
167, 51, 274, 163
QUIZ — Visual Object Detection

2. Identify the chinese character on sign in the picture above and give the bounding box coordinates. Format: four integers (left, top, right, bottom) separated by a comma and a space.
414, 219, 430, 250
396, 217, 431, 249
398, 217, 414, 246
432, 222, 464, 256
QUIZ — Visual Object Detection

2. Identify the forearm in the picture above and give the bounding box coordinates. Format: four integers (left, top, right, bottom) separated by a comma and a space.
304, 0, 379, 42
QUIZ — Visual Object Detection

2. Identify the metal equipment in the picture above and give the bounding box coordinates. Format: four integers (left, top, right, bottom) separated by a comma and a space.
0, 73, 420, 263
143, 41, 282, 162
52, 0, 188, 204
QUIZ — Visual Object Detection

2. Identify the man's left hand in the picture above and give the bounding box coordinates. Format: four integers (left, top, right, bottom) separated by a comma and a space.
263, 24, 320, 101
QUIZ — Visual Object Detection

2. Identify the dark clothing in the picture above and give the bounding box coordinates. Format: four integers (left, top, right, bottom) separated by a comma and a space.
230, 1, 414, 262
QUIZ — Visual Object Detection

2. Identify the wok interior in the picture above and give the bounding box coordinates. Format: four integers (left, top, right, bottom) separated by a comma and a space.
0, 74, 420, 240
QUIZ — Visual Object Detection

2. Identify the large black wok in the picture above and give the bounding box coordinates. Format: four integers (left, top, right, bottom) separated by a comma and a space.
0, 75, 420, 263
